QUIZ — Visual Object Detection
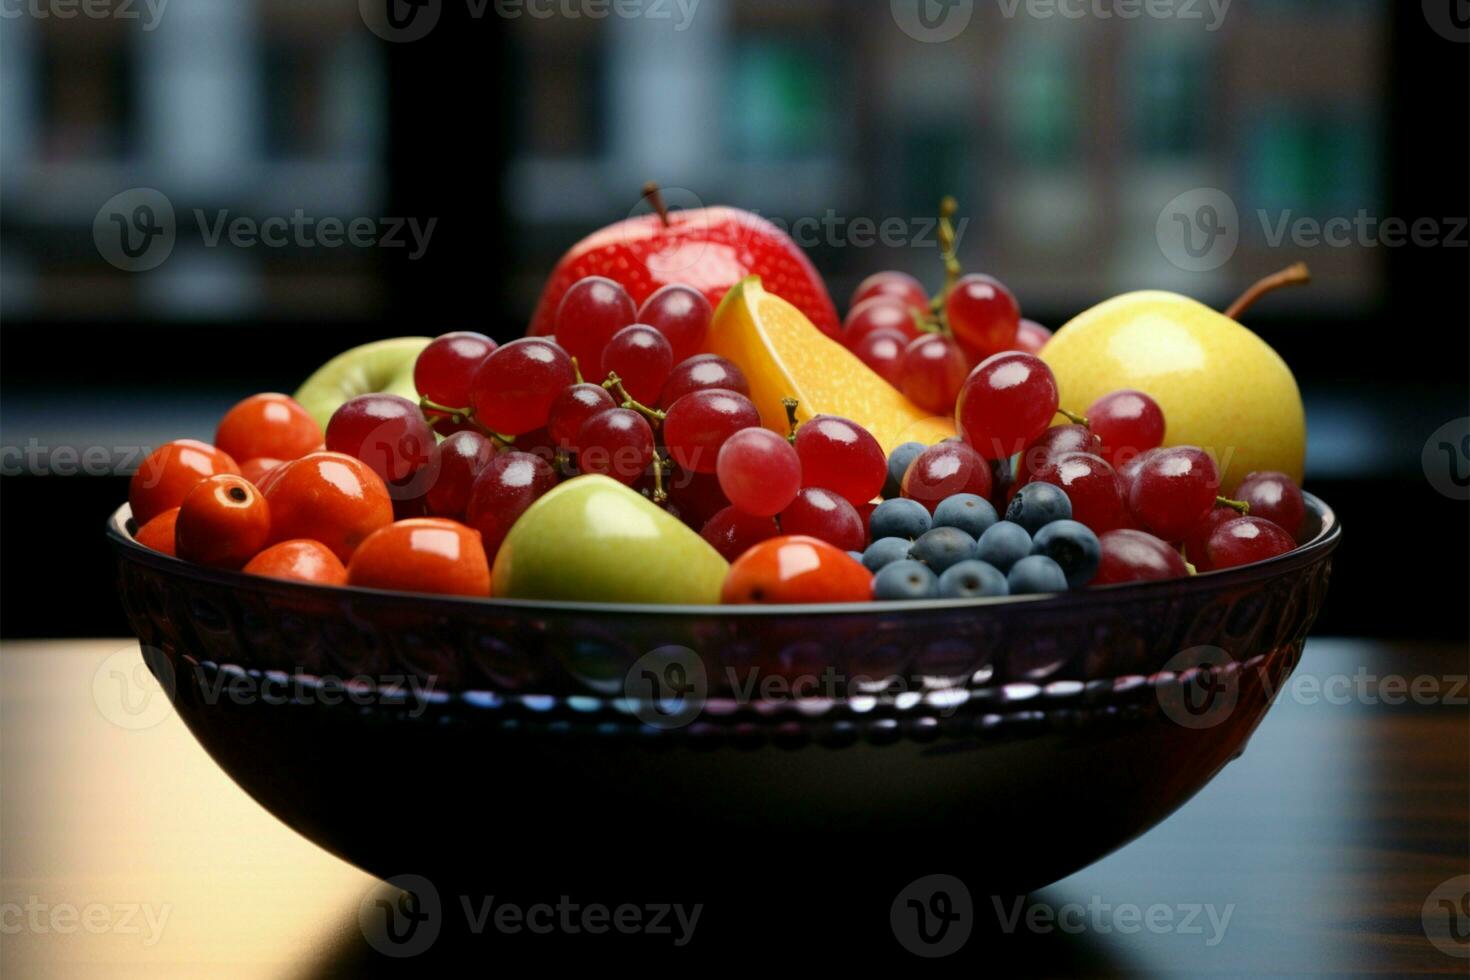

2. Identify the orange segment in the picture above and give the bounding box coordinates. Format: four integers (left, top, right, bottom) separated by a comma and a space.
706, 277, 956, 454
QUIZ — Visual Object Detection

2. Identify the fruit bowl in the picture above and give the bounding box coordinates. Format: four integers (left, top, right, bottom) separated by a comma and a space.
109, 495, 1338, 908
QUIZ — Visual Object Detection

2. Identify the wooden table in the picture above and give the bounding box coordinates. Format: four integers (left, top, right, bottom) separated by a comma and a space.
2, 638, 1465, 975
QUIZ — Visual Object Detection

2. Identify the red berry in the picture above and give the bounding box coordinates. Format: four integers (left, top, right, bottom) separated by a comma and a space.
601, 324, 673, 405
1012, 319, 1052, 354
547, 382, 616, 448
779, 487, 867, 552
424, 430, 496, 519
716, 427, 801, 517
1087, 389, 1166, 470
325, 394, 434, 485
956, 352, 1061, 460
946, 273, 1020, 359
793, 414, 886, 506
637, 284, 712, 365
464, 451, 558, 562
1205, 516, 1296, 570
1127, 446, 1220, 541
844, 296, 921, 348
1093, 529, 1189, 585
1232, 471, 1305, 537
657, 354, 750, 409
1014, 423, 1102, 494
414, 332, 497, 408
900, 334, 969, 414
663, 388, 761, 474
853, 328, 908, 387
555, 276, 636, 376
575, 408, 655, 486
851, 270, 928, 314
901, 440, 993, 513
469, 337, 576, 436
665, 468, 730, 529
1182, 504, 1238, 571
1032, 452, 1130, 534
701, 506, 780, 562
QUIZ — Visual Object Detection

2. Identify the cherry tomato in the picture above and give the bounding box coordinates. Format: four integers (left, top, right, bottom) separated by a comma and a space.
721, 535, 872, 604
346, 518, 491, 597
175, 474, 272, 569
134, 507, 180, 556
242, 539, 348, 586
129, 439, 240, 526
215, 393, 323, 464
239, 457, 285, 487
263, 451, 393, 562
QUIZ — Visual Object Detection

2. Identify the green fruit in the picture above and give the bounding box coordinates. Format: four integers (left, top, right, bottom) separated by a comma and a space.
292, 337, 431, 431
492, 475, 729, 605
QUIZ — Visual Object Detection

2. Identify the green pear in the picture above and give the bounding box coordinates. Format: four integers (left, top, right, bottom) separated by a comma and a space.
293, 337, 431, 431
493, 475, 729, 605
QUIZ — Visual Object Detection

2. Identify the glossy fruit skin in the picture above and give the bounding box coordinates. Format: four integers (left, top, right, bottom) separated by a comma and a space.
1127, 446, 1221, 542
900, 334, 969, 414
1007, 554, 1068, 595
325, 393, 435, 486
547, 383, 617, 449
721, 535, 871, 604
844, 296, 921, 348
657, 354, 751, 409
601, 324, 674, 405
239, 457, 285, 488
663, 388, 761, 474
638, 284, 713, 365
1031, 452, 1130, 534
938, 560, 1009, 599
901, 441, 993, 514
700, 506, 779, 562
869, 497, 932, 541
946, 273, 1020, 359
575, 408, 656, 486
464, 451, 560, 562
872, 560, 939, 600
851, 271, 929, 314
529, 206, 841, 340
242, 539, 348, 586
129, 439, 241, 526
1004, 481, 1073, 535
1087, 389, 1166, 470
1205, 516, 1297, 570
554, 276, 637, 376
883, 442, 926, 499
424, 431, 496, 519
1182, 505, 1237, 571
793, 415, 887, 506
956, 352, 1061, 462
469, 338, 577, 436
346, 518, 491, 597
1015, 424, 1103, 493
215, 393, 323, 465
1012, 319, 1052, 354
909, 526, 977, 574
861, 536, 913, 572
263, 451, 394, 563
1030, 519, 1102, 589
413, 332, 497, 409
1093, 529, 1189, 585
779, 487, 867, 552
134, 507, 180, 556
175, 474, 272, 569
976, 521, 1033, 573
853, 329, 909, 388
664, 468, 730, 530
1232, 471, 1305, 537
716, 427, 802, 517
932, 493, 998, 539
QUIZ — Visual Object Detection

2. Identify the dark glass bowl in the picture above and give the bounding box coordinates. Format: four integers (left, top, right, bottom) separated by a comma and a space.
109, 497, 1339, 908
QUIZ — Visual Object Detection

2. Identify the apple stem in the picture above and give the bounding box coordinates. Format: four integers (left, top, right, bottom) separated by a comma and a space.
602, 372, 666, 423
1057, 408, 1089, 427
642, 181, 671, 228
782, 397, 801, 443
1217, 495, 1250, 515
1224, 262, 1311, 320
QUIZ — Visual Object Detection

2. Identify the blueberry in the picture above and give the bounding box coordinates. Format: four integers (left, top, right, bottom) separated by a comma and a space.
870, 497, 932, 541
1007, 554, 1069, 595
908, 526, 977, 574
975, 520, 1032, 572
847, 551, 864, 563
1030, 519, 1102, 588
882, 442, 926, 499
938, 560, 1009, 599
862, 536, 913, 572
933, 493, 998, 538
1005, 481, 1073, 534
873, 560, 939, 600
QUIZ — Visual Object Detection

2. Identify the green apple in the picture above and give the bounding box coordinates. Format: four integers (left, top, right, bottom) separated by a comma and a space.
293, 337, 431, 431
1041, 291, 1305, 489
492, 475, 729, 604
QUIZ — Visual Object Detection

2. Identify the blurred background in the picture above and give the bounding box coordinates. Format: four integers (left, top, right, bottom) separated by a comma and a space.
1, 0, 1466, 638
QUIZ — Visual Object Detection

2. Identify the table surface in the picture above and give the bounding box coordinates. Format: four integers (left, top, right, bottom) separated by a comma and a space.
2, 637, 1466, 976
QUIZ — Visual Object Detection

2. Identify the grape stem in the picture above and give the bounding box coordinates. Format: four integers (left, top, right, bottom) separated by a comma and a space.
1217, 495, 1250, 515
651, 454, 669, 504
642, 181, 671, 228
1056, 408, 1089, 427
417, 397, 515, 449
601, 372, 666, 423
570, 356, 584, 385
936, 196, 962, 305
782, 397, 801, 443
1224, 262, 1311, 320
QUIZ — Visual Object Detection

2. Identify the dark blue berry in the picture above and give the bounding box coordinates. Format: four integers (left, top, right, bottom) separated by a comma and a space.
1005, 481, 1073, 534
937, 560, 1009, 599
870, 496, 932, 541
1030, 519, 1102, 588
933, 493, 998, 538
847, 551, 864, 563
975, 520, 1032, 572
873, 560, 939, 600
1007, 554, 1069, 595
882, 441, 926, 499
862, 537, 913, 572
908, 526, 977, 574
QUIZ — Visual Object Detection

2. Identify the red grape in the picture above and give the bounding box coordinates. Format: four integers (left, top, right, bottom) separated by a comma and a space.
325, 394, 434, 485
1127, 446, 1220, 541
601, 324, 673, 405
1182, 504, 1237, 571
779, 487, 866, 552
900, 334, 969, 414
1205, 516, 1296, 570
469, 337, 576, 436
900, 440, 993, 513
851, 270, 929, 314
1087, 389, 1165, 470
956, 352, 1060, 461
638, 284, 711, 365
554, 276, 636, 375
945, 273, 1019, 359
1093, 528, 1189, 585
414, 331, 496, 408
424, 430, 496, 519
844, 296, 921, 348
657, 354, 750, 409
1232, 471, 1305, 537
793, 414, 886, 506
547, 382, 615, 448
853, 328, 908, 387
701, 506, 780, 562
1031, 452, 1130, 533
716, 427, 801, 517
1012, 319, 1052, 354
665, 468, 729, 529
662, 388, 761, 473
575, 408, 655, 486
1014, 423, 1102, 493
464, 451, 558, 562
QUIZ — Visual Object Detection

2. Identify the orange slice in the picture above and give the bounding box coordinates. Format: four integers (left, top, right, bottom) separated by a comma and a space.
706, 277, 956, 454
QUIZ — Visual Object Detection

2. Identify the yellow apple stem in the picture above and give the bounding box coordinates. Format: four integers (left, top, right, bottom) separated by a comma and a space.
601, 372, 667, 424
1217, 496, 1250, 515
782, 397, 801, 443
642, 181, 671, 228
1224, 262, 1311, 320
